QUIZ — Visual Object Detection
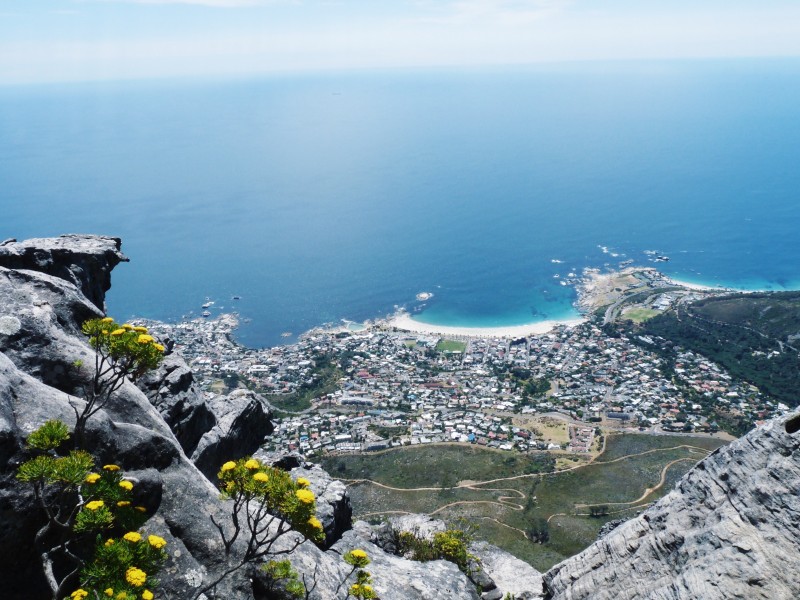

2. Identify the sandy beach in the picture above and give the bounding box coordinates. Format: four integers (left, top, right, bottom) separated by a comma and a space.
384, 312, 586, 338
665, 277, 736, 292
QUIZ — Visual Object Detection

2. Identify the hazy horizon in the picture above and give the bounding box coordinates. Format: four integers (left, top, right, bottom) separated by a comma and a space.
2, 1, 800, 85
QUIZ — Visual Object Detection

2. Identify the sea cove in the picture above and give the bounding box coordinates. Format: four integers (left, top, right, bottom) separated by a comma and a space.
2, 59, 800, 347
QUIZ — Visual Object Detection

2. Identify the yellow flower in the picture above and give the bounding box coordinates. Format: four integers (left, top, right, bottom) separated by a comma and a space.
153, 343, 165, 352
225, 481, 235, 492
253, 472, 269, 483
350, 549, 368, 560
110, 328, 126, 336
126, 567, 147, 587
102, 330, 109, 335
85, 472, 101, 484
119, 480, 134, 491
244, 459, 260, 470
103, 464, 120, 471
137, 334, 155, 344
362, 585, 374, 594
220, 461, 236, 472
307, 516, 323, 530
135, 506, 147, 513
104, 538, 115, 547
296, 489, 315, 504
142, 591, 154, 600
85, 500, 104, 511
350, 584, 361, 595
117, 501, 131, 508
133, 326, 148, 333
296, 477, 311, 488
104, 589, 114, 597
117, 592, 129, 600
147, 535, 167, 549
71, 589, 89, 600
122, 324, 134, 330
101, 317, 114, 323
124, 531, 142, 543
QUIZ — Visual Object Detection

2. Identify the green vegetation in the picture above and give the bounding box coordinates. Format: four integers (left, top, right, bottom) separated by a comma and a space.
328, 435, 727, 572
17, 318, 167, 600
634, 291, 800, 407
368, 425, 408, 439
267, 352, 343, 412
396, 528, 474, 573
203, 458, 324, 598
321, 444, 555, 488
622, 308, 660, 323
435, 339, 467, 353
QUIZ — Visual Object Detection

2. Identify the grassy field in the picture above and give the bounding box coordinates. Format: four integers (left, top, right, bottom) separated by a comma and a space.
621, 307, 660, 323
512, 415, 571, 445
435, 339, 467, 353
321, 434, 728, 572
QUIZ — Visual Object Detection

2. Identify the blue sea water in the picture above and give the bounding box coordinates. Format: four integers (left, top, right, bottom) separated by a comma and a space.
2, 59, 800, 347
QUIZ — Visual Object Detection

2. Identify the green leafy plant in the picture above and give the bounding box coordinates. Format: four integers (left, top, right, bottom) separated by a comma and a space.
261, 560, 307, 598
16, 317, 166, 600
339, 549, 377, 600
75, 318, 164, 447
197, 457, 325, 599
395, 528, 475, 574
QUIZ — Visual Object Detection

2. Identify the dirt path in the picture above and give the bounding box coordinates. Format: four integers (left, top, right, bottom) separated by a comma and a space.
347, 443, 710, 523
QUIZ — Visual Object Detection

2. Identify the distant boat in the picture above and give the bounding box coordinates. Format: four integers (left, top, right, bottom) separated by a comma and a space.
232, 295, 241, 300
416, 292, 434, 301
281, 332, 292, 338
655, 255, 670, 262
202, 301, 214, 308
201, 310, 211, 317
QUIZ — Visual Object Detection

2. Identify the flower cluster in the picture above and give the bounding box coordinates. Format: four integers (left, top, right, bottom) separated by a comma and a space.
82, 317, 165, 379
343, 549, 377, 599
76, 528, 167, 600
216, 457, 325, 544
74, 462, 147, 533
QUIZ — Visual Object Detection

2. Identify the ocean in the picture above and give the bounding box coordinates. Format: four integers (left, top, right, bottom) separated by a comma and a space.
2, 59, 799, 347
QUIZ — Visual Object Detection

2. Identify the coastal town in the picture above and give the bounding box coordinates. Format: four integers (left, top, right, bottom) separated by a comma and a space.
140, 269, 786, 459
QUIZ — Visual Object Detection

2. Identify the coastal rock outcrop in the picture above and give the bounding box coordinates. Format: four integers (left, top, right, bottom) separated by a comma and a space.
543, 411, 800, 600
0, 234, 127, 311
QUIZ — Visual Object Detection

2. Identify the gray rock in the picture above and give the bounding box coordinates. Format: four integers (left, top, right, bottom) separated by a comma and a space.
543, 411, 800, 600
597, 518, 627, 539
290, 462, 353, 548
191, 388, 275, 481
0, 234, 127, 311
470, 541, 544, 600
137, 353, 215, 456
277, 527, 483, 600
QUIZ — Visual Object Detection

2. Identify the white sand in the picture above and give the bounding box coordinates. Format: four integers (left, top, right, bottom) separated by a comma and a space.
384, 313, 586, 338
666, 277, 733, 292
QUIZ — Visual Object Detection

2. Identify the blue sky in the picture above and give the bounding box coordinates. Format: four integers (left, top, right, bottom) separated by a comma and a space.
2, 0, 800, 83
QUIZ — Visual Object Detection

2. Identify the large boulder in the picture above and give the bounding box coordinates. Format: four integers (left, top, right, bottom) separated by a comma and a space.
470, 541, 543, 600
137, 353, 215, 457
191, 389, 275, 481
